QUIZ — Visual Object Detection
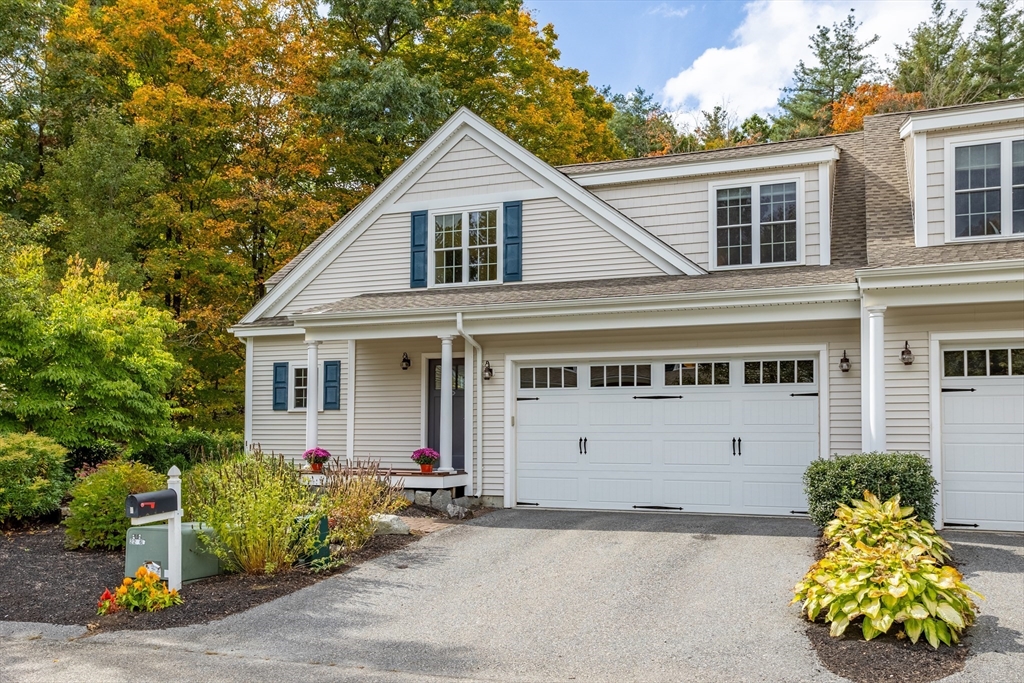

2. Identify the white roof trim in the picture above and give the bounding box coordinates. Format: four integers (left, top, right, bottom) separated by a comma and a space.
240, 108, 704, 324
856, 259, 1024, 289
899, 100, 1024, 139
567, 146, 841, 187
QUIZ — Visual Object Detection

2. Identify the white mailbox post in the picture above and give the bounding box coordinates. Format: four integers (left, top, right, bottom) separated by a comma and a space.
127, 466, 183, 591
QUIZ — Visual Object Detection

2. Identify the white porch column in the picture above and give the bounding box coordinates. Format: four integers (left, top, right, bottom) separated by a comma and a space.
439, 335, 454, 472
864, 306, 887, 452
305, 340, 321, 450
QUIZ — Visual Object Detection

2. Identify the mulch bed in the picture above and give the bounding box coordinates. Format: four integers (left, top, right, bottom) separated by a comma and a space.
0, 521, 420, 632
803, 533, 970, 682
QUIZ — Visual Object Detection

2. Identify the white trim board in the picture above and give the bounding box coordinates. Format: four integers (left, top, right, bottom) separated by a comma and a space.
239, 108, 706, 325
899, 100, 1024, 138
567, 146, 840, 187
927, 329, 1024, 530
942, 131, 1024, 244
501, 343, 830, 509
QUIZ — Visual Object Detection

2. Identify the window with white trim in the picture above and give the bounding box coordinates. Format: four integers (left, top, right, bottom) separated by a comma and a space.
520, 366, 578, 389
590, 364, 651, 388
433, 209, 499, 285
743, 359, 814, 384
948, 136, 1024, 240
943, 348, 1024, 377
293, 367, 308, 409
712, 178, 800, 268
665, 362, 730, 386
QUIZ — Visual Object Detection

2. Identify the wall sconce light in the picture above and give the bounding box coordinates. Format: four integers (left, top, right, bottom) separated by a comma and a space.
839, 351, 851, 373
482, 360, 493, 380
401, 352, 411, 371
900, 342, 914, 366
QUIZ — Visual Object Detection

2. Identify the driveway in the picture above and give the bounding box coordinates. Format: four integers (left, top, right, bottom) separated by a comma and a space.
1, 510, 1021, 682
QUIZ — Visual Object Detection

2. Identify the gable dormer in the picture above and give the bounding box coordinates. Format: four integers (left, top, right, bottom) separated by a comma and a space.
900, 100, 1024, 247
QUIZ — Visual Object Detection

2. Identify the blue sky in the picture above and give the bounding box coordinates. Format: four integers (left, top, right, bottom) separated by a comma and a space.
526, 0, 982, 126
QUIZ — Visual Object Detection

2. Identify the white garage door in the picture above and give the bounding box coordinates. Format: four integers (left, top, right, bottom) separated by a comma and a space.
941, 347, 1024, 532
515, 357, 820, 515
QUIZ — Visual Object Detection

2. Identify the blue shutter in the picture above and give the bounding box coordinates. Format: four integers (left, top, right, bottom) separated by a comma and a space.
410, 210, 428, 288
272, 362, 288, 411
323, 360, 341, 410
503, 201, 522, 282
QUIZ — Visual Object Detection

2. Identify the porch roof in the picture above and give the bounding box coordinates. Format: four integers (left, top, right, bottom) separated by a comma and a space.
290, 266, 858, 318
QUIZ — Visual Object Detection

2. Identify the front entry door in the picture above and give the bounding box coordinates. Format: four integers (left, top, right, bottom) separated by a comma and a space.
428, 358, 466, 470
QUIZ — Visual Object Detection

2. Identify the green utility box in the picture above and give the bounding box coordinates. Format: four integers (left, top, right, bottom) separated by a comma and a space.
125, 522, 221, 583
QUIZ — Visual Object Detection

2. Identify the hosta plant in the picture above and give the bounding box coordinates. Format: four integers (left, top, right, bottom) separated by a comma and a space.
825, 491, 951, 562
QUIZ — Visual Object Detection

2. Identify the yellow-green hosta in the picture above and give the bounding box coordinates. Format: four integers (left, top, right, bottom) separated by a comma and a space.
825, 490, 951, 563
794, 538, 983, 649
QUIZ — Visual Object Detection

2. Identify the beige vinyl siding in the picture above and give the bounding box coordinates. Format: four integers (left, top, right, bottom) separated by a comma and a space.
352, 337, 465, 469
249, 336, 349, 460
924, 121, 1024, 246
282, 213, 409, 314
475, 319, 860, 496
884, 301, 1024, 455
521, 197, 663, 281
589, 167, 821, 269
399, 134, 538, 204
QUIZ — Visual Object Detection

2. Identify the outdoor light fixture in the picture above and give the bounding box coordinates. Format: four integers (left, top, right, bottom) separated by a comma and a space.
401, 352, 411, 371
482, 360, 493, 380
900, 342, 914, 366
839, 351, 851, 373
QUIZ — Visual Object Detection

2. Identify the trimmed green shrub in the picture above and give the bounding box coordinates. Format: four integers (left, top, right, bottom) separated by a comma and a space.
804, 452, 937, 528
64, 460, 164, 549
130, 430, 243, 474
0, 433, 69, 523
185, 454, 323, 575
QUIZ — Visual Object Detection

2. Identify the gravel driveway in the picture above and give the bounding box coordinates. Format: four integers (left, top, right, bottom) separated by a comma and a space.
1, 510, 1021, 683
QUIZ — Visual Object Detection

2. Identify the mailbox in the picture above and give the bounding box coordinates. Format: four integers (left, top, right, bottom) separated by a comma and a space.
125, 489, 178, 518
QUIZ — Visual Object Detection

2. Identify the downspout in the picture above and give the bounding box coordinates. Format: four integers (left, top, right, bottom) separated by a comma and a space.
456, 312, 483, 499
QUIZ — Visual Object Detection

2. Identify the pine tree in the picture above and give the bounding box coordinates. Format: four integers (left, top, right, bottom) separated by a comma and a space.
891, 0, 979, 107
971, 0, 1024, 100
776, 12, 879, 138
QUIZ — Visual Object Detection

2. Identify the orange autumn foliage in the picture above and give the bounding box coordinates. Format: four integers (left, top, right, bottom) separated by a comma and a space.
831, 84, 925, 134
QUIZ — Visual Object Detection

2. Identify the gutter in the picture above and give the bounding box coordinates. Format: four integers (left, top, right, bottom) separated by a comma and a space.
456, 312, 483, 499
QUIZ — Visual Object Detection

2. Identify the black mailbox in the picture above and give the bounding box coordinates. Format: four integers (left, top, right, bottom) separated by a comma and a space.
125, 489, 178, 518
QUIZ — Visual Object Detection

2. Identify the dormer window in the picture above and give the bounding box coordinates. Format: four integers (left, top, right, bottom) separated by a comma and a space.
946, 135, 1023, 241
433, 209, 499, 285
710, 177, 803, 269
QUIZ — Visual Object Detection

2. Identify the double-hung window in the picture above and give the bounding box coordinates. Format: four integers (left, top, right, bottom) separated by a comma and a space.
947, 135, 1024, 240
712, 178, 801, 268
433, 208, 499, 285
293, 367, 308, 409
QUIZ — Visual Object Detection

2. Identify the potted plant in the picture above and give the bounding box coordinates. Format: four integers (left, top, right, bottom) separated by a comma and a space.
302, 447, 331, 473
411, 447, 439, 473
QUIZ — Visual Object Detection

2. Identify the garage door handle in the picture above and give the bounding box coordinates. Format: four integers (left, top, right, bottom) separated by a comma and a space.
579, 437, 583, 454
583, 438, 587, 454
732, 438, 736, 456
941, 388, 976, 393
737, 438, 741, 456
789, 392, 818, 397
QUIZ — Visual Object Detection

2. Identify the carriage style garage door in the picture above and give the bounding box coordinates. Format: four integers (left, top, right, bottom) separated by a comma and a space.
515, 357, 820, 515
941, 347, 1024, 532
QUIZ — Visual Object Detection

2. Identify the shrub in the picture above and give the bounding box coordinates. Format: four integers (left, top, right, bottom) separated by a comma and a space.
97, 565, 182, 614
804, 452, 937, 528
64, 460, 164, 549
0, 433, 69, 523
130, 430, 243, 474
323, 458, 409, 552
825, 490, 951, 562
185, 454, 323, 574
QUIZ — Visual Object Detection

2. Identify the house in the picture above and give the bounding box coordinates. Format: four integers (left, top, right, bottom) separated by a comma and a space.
231, 100, 1024, 532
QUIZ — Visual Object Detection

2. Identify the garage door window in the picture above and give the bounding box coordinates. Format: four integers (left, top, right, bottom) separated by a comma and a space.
590, 364, 651, 388
520, 366, 578, 389
665, 362, 730, 386
944, 348, 1024, 377
744, 359, 814, 384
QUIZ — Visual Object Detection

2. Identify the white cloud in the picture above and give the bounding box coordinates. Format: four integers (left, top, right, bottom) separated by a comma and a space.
647, 3, 692, 19
663, 0, 980, 124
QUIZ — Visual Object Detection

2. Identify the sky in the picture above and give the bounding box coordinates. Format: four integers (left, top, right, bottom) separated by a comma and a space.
526, 0, 983, 127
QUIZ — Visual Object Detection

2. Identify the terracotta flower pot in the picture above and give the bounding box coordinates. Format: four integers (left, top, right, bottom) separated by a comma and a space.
310, 462, 324, 473
420, 464, 433, 473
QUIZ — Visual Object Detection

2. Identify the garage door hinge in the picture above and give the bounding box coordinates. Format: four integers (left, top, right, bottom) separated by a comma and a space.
943, 522, 980, 527
790, 510, 808, 515
941, 388, 976, 393
517, 397, 540, 401
517, 502, 540, 507
632, 395, 684, 400
789, 392, 818, 397
633, 505, 683, 511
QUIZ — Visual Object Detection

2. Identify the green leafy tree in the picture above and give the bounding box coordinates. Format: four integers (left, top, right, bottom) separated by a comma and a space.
970, 0, 1024, 100
891, 0, 979, 107
0, 253, 180, 449
605, 87, 691, 158
776, 11, 879, 137
736, 114, 774, 145
43, 108, 165, 289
